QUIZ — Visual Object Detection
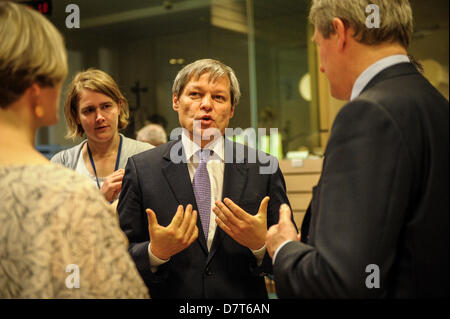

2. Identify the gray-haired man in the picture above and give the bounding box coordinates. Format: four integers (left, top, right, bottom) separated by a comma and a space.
266, 0, 448, 298
118, 59, 294, 298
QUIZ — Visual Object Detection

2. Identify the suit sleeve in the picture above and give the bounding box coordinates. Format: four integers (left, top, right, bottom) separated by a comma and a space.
252, 157, 296, 276
274, 100, 413, 298
118, 157, 169, 287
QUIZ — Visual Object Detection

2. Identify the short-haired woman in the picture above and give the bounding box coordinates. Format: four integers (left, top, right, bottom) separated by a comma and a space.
52, 69, 153, 207
0, 2, 149, 298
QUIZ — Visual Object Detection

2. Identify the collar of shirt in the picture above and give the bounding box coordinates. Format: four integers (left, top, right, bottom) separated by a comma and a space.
350, 54, 410, 100
181, 130, 225, 163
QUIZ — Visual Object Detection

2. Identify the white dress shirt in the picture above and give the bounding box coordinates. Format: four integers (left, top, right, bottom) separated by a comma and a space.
350, 54, 410, 100
149, 132, 266, 272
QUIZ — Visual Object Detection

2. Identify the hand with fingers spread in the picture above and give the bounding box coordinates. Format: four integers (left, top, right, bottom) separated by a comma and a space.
213, 196, 270, 250
266, 203, 300, 258
101, 168, 125, 202
146, 204, 198, 260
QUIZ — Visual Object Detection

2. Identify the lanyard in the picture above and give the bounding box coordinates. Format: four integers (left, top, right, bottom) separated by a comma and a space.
87, 135, 123, 191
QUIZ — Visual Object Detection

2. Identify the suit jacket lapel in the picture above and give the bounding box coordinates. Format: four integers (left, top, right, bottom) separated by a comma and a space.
161, 140, 208, 254
221, 139, 248, 203
207, 140, 249, 265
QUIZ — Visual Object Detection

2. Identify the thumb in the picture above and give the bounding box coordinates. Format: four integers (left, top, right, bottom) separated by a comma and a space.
257, 196, 270, 219
146, 208, 158, 230
278, 203, 292, 223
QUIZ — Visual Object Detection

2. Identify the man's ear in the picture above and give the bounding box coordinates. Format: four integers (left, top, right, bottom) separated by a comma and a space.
230, 104, 235, 118
332, 18, 348, 51
172, 93, 179, 111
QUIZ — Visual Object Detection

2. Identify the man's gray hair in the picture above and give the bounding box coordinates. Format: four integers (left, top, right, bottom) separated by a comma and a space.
172, 59, 241, 107
309, 0, 413, 48
136, 124, 167, 146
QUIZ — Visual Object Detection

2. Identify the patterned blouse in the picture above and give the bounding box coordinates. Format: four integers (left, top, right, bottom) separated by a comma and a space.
0, 164, 149, 298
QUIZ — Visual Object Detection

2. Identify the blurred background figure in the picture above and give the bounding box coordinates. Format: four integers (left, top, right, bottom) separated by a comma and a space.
136, 123, 168, 146
146, 113, 168, 131
0, 2, 149, 298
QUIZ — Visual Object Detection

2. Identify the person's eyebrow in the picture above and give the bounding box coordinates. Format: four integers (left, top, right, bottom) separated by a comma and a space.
211, 89, 228, 95
80, 101, 112, 109
185, 85, 203, 91
80, 104, 94, 110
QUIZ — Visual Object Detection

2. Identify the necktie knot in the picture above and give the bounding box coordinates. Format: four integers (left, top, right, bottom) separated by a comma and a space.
197, 149, 212, 163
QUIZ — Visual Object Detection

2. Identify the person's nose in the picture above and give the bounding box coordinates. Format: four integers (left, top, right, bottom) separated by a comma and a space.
95, 109, 105, 122
200, 94, 213, 111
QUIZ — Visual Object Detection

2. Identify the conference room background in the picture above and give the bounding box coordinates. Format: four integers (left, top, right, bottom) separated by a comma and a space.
29, 0, 449, 159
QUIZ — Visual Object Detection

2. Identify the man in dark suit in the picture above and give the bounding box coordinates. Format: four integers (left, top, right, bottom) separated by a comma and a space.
266, 0, 449, 298
118, 59, 292, 298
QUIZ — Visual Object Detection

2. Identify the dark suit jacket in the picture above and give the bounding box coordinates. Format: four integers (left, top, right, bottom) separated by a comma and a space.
274, 62, 449, 298
118, 138, 293, 298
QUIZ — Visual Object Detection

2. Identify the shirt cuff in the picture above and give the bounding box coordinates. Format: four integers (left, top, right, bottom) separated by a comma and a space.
250, 244, 267, 266
272, 240, 293, 265
148, 243, 170, 273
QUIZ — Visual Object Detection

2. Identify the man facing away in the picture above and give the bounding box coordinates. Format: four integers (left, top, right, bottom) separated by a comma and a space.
136, 123, 167, 146
266, 0, 449, 298
118, 59, 294, 298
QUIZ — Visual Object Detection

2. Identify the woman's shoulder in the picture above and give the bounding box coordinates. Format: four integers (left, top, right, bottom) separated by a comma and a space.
2, 164, 96, 193
0, 164, 108, 219
50, 141, 86, 168
121, 134, 155, 156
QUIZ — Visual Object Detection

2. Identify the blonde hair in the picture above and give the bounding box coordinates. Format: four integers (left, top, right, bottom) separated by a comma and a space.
0, 2, 68, 108
64, 69, 130, 139
172, 59, 241, 107
309, 0, 413, 48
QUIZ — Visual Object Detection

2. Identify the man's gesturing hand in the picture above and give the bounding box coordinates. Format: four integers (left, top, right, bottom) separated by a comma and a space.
213, 196, 270, 250
266, 204, 299, 258
146, 204, 198, 260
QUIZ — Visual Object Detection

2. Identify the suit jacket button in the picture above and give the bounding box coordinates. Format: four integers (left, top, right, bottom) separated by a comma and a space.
205, 268, 213, 276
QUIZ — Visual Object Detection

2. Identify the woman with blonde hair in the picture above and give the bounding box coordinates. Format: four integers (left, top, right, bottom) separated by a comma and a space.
51, 69, 153, 206
0, 2, 149, 298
